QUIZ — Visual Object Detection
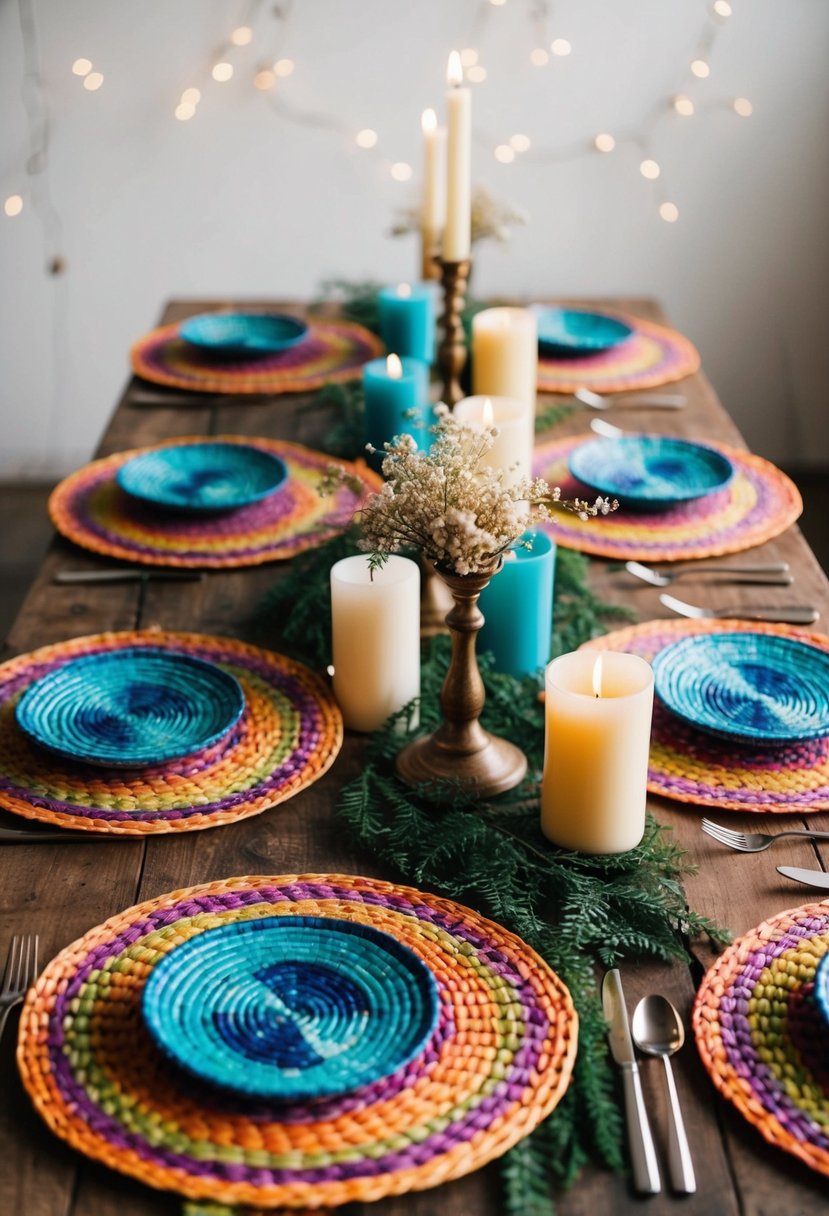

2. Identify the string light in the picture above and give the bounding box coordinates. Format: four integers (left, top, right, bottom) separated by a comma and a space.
71, 58, 91, 77
510, 133, 531, 152
640, 159, 660, 179
254, 69, 275, 90
691, 58, 710, 78
460, 48, 478, 67
390, 161, 412, 181
4, 195, 23, 217
83, 72, 103, 91
273, 58, 294, 77
355, 128, 378, 148
733, 97, 753, 116
490, 0, 506, 6
230, 26, 252, 46
495, 144, 515, 163
467, 65, 487, 83
550, 38, 572, 56
181, 87, 200, 105
175, 102, 196, 121
673, 94, 695, 116
530, 48, 549, 66
659, 202, 679, 222
712, 0, 732, 16
212, 62, 233, 82
594, 133, 615, 152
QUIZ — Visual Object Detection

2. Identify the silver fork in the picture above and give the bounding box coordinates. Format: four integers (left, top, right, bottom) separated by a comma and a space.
625, 560, 792, 588
575, 387, 686, 411
0, 934, 39, 1042
702, 818, 829, 853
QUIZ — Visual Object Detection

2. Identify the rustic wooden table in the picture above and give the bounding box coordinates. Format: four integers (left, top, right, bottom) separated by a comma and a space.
1, 298, 828, 1216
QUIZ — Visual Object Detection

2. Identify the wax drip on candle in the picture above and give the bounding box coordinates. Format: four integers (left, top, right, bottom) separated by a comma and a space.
592, 654, 604, 698
386, 354, 403, 379
396, 283, 412, 298
447, 50, 463, 88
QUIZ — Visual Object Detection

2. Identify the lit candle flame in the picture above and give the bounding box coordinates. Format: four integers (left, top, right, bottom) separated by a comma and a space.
482, 398, 494, 426
421, 107, 437, 133
397, 283, 412, 298
386, 354, 403, 379
447, 50, 463, 88
592, 655, 604, 698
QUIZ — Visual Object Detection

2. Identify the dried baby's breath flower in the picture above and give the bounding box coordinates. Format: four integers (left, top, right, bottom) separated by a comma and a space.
390, 184, 528, 247
342, 407, 615, 576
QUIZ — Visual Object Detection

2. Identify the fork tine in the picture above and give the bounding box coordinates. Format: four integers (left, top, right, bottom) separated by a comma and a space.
1, 936, 20, 993
701, 820, 748, 847
29, 936, 39, 989
13, 936, 29, 995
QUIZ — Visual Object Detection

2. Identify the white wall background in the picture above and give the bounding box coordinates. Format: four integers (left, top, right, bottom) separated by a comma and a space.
1, 0, 827, 478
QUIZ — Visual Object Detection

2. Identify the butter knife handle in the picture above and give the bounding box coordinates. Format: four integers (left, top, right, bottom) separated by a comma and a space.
621, 1064, 661, 1193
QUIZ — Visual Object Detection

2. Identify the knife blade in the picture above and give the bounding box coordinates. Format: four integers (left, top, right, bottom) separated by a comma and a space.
54, 570, 204, 584
602, 968, 661, 1194
777, 865, 829, 889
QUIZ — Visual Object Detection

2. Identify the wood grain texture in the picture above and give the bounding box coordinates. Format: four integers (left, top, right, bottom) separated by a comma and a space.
1, 297, 827, 1216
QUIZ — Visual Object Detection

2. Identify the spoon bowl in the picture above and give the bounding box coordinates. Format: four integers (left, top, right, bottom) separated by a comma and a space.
632, 995, 696, 1194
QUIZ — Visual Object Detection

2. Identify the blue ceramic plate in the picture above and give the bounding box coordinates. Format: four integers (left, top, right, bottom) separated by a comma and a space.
535, 308, 633, 356
568, 435, 734, 510
15, 647, 245, 767
142, 916, 441, 1101
653, 632, 829, 746
179, 311, 308, 356
117, 442, 288, 512
814, 953, 829, 1031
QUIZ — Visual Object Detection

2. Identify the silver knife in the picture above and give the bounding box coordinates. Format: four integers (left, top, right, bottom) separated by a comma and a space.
602, 968, 661, 1194
777, 865, 829, 889
54, 570, 204, 584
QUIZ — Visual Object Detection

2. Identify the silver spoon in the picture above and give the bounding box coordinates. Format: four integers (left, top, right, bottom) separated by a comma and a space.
632, 995, 696, 1194
575, 387, 685, 411
625, 559, 792, 588
660, 592, 819, 625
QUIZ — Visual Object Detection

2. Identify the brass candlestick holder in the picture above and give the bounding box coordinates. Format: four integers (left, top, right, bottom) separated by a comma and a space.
435, 256, 472, 406
396, 561, 528, 798
420, 228, 441, 282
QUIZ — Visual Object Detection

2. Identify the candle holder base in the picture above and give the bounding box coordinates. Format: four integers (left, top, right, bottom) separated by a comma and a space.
396, 729, 527, 799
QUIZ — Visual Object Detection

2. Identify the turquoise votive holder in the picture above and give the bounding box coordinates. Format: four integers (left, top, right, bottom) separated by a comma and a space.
478, 531, 556, 677
378, 284, 437, 365
363, 356, 430, 472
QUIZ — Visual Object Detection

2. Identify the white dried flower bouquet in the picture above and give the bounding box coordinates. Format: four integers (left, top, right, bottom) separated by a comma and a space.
324, 407, 616, 577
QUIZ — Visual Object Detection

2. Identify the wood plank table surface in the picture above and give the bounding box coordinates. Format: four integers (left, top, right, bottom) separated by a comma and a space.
2, 298, 828, 1216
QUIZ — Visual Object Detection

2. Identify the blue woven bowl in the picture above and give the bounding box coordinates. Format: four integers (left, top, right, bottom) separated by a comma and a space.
535, 308, 633, 356
814, 953, 829, 1031
142, 916, 440, 1101
568, 435, 734, 510
15, 647, 245, 767
179, 311, 308, 356
653, 632, 829, 746
116, 442, 288, 512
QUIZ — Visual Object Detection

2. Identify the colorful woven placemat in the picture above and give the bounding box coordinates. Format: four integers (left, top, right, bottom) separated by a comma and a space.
17, 873, 578, 1208
694, 901, 829, 1176
584, 618, 829, 813
534, 434, 802, 560
131, 318, 383, 394
536, 311, 700, 395
49, 436, 381, 568
0, 630, 342, 834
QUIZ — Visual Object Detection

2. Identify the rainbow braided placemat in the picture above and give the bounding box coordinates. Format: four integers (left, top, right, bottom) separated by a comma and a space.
131, 319, 382, 394
694, 901, 829, 1176
584, 619, 829, 813
536, 312, 700, 395
0, 631, 342, 833
17, 874, 578, 1208
533, 434, 801, 560
49, 436, 381, 568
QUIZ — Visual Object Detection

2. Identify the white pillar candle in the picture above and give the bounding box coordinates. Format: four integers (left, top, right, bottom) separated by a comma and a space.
453, 395, 534, 487
421, 108, 445, 240
472, 307, 538, 409
443, 51, 471, 261
540, 650, 654, 854
330, 555, 421, 733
